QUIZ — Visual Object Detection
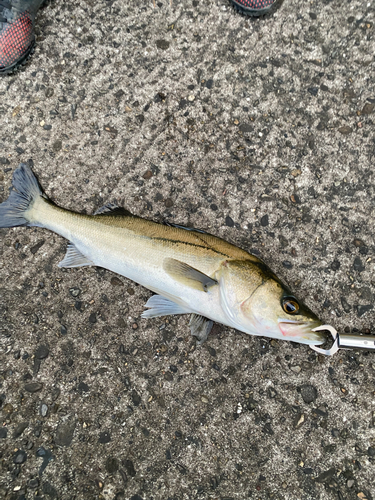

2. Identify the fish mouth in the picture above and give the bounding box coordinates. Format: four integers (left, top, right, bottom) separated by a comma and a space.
278, 319, 325, 345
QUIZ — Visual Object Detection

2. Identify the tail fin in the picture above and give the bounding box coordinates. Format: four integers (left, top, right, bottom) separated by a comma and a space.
0, 163, 44, 228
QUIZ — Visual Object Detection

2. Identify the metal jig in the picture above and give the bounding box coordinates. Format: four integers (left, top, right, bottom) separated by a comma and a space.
310, 325, 375, 356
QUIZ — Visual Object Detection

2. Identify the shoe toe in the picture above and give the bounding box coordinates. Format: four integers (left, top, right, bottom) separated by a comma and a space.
0, 13, 34, 73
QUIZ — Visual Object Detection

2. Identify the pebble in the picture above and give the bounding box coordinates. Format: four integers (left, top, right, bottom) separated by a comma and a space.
156, 39, 169, 50
260, 215, 269, 227
300, 384, 318, 404
124, 459, 136, 477
35, 345, 49, 360
89, 313, 97, 324
341, 297, 351, 313
331, 260, 340, 271
40, 404, 48, 417
13, 450, 27, 464
30, 240, 45, 254
50, 387, 61, 401
201, 395, 209, 403
293, 413, 305, 429
338, 125, 352, 135
143, 170, 153, 179
98, 432, 111, 444
291, 169, 301, 177
69, 287, 81, 297
267, 387, 278, 399
2, 403, 13, 415
0, 427, 7, 438
131, 390, 141, 406
24, 382, 43, 393
353, 257, 365, 272
111, 277, 123, 286
28, 478, 39, 489
225, 215, 234, 227
188, 95, 195, 101
315, 467, 335, 483
78, 382, 89, 393
331, 428, 340, 438
282, 261, 293, 269
291, 365, 301, 373
357, 305, 373, 317
42, 481, 58, 500
105, 457, 119, 473
13, 422, 28, 438
55, 420, 76, 447
361, 103, 374, 115
290, 194, 300, 203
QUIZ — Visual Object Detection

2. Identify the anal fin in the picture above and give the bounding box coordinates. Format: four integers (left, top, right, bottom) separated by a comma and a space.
189, 314, 213, 345
142, 294, 190, 318
58, 243, 94, 268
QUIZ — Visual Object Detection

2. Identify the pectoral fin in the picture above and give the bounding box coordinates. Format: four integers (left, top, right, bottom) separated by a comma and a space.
58, 243, 94, 268
163, 258, 218, 292
189, 314, 213, 344
142, 294, 191, 318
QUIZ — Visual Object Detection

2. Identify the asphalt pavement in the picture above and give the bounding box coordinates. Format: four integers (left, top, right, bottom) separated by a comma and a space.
1, 0, 375, 499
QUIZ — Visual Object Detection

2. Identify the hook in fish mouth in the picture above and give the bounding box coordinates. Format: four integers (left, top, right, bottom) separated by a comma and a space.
278, 319, 325, 345
309, 325, 339, 356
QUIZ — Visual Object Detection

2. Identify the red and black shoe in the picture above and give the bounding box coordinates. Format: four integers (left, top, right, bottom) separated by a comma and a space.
0, 0, 45, 75
229, 0, 278, 17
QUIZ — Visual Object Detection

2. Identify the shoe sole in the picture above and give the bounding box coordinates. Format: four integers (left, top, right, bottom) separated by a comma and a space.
0, 38, 35, 75
230, 0, 276, 17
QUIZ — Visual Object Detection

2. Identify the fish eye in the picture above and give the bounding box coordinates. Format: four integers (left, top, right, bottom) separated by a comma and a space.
282, 297, 300, 315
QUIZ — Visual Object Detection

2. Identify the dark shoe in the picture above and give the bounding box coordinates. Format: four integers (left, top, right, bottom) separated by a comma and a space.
230, 0, 278, 17
0, 0, 45, 74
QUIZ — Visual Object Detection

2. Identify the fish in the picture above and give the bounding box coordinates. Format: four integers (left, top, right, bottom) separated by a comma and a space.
0, 164, 324, 346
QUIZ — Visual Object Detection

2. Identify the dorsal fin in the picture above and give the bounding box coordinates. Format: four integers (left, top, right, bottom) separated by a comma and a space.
94, 203, 132, 217
163, 220, 208, 235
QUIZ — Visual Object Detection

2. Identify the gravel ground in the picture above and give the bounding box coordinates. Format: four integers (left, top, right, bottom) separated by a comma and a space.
1, 0, 375, 499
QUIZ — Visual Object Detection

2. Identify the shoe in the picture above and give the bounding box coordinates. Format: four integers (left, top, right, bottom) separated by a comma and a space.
229, 0, 278, 17
0, 0, 45, 75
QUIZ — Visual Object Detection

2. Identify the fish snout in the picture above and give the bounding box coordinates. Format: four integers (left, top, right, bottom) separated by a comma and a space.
278, 320, 325, 345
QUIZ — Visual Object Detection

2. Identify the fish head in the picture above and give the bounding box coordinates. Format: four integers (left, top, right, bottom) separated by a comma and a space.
219, 260, 324, 345
242, 279, 324, 345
